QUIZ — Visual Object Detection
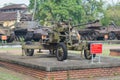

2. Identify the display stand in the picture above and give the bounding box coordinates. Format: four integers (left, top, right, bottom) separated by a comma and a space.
90, 43, 102, 64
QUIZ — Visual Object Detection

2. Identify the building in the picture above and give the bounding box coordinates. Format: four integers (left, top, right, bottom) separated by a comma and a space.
0, 4, 32, 28
0, 4, 27, 13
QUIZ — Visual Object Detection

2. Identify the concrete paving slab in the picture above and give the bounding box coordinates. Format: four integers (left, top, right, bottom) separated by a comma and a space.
0, 51, 120, 72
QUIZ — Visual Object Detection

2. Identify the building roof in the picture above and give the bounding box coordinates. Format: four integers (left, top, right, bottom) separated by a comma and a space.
0, 4, 27, 10
0, 4, 32, 21
0, 12, 32, 21
0, 12, 17, 21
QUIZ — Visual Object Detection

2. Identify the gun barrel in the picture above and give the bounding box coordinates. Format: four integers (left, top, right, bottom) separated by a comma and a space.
72, 20, 99, 27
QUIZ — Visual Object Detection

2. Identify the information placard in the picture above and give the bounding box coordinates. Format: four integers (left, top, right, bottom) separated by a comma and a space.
90, 43, 102, 54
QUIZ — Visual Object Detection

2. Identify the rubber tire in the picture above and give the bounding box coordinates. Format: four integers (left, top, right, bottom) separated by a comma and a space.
108, 32, 116, 40
56, 42, 68, 61
7, 33, 15, 42
24, 41, 34, 56
25, 32, 33, 41
84, 49, 96, 60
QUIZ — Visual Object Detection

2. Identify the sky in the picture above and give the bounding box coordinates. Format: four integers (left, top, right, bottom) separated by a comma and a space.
0, 0, 29, 7
104, 0, 120, 4
0, 0, 119, 7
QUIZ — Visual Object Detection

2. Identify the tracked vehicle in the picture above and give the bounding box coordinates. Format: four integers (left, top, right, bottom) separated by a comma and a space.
107, 22, 120, 40
78, 20, 108, 40
78, 20, 120, 40
0, 24, 15, 42
14, 21, 42, 41
22, 20, 96, 61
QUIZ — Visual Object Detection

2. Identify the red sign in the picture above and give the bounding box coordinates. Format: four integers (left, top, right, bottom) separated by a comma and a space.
90, 43, 102, 54
1, 36, 7, 40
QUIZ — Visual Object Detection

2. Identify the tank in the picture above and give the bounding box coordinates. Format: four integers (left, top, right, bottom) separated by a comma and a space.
0, 24, 15, 42
107, 22, 120, 40
78, 20, 108, 40
14, 21, 42, 41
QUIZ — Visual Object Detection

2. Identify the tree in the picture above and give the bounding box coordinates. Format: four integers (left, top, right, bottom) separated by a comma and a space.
29, 0, 104, 26
105, 2, 120, 26
81, 0, 104, 23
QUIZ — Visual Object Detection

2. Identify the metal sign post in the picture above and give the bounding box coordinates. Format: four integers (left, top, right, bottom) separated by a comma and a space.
98, 54, 101, 63
90, 43, 102, 63
91, 54, 94, 64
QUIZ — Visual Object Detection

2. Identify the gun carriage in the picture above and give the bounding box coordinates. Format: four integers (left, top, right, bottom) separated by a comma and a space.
22, 20, 96, 61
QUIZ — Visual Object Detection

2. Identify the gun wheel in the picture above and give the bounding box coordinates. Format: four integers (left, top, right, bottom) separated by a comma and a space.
56, 42, 68, 61
24, 41, 34, 56
84, 50, 96, 60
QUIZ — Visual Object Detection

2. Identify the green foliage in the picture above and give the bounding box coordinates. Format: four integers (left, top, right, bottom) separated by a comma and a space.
29, 0, 84, 25
29, 0, 105, 27
101, 11, 110, 26
105, 2, 120, 26
81, 0, 104, 23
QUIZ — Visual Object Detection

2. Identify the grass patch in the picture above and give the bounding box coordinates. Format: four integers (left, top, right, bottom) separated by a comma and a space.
102, 43, 120, 56
0, 72, 21, 80
102, 49, 110, 56
0, 47, 20, 50
68, 43, 120, 57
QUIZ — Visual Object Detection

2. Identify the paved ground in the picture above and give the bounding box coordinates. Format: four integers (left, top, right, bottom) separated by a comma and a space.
1, 49, 120, 71
0, 44, 120, 80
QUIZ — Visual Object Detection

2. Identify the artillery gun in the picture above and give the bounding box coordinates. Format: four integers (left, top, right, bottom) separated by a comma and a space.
22, 20, 96, 61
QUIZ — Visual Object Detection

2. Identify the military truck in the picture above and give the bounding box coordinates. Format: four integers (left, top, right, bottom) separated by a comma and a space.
22, 20, 96, 61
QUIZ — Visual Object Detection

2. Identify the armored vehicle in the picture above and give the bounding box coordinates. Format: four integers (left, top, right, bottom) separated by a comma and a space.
22, 20, 96, 61
14, 21, 42, 41
78, 20, 120, 40
78, 20, 108, 40
0, 24, 15, 42
107, 22, 120, 40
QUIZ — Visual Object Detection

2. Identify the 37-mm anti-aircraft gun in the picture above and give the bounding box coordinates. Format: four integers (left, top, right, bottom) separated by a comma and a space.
22, 20, 96, 61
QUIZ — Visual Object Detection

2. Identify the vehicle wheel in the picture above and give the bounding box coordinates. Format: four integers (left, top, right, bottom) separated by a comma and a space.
93, 31, 99, 40
7, 33, 15, 42
24, 41, 34, 56
56, 42, 68, 61
108, 32, 116, 40
25, 32, 33, 41
84, 49, 96, 60
117, 37, 120, 40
